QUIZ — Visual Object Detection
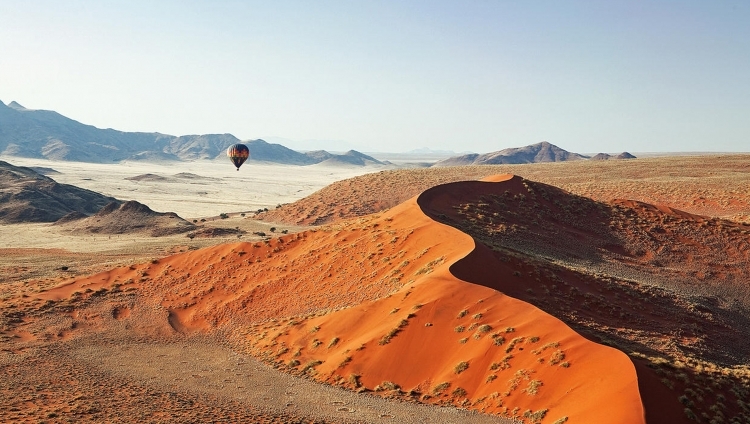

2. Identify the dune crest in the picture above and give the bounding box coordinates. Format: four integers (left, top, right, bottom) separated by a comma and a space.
245, 174, 646, 422
32, 173, 750, 422
32, 174, 647, 422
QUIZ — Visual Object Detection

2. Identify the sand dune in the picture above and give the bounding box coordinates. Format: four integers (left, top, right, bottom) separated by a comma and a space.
21, 175, 643, 422
4, 170, 750, 423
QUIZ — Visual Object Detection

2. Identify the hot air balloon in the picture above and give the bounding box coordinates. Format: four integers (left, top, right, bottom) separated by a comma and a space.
227, 143, 250, 170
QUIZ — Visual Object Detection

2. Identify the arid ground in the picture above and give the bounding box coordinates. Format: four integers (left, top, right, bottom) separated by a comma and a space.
2, 155, 749, 423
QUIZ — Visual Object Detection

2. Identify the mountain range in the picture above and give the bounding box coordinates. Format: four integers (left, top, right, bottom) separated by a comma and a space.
0, 100, 382, 166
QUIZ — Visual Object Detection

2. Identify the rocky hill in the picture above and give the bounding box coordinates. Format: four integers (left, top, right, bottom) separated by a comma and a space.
590, 152, 637, 160
55, 200, 196, 236
434, 141, 588, 166
0, 160, 119, 223
312, 150, 384, 166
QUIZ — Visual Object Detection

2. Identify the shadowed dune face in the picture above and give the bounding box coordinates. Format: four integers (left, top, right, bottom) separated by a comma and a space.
7, 173, 750, 423
417, 175, 750, 422
423, 176, 750, 312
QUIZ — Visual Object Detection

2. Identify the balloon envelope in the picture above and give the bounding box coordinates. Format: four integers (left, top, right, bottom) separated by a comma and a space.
227, 144, 250, 170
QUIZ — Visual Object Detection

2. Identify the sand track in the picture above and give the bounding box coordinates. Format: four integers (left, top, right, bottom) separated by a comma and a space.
71, 337, 510, 424
0, 331, 510, 424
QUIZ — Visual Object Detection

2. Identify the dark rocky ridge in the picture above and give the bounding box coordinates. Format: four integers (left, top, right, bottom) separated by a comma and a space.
56, 200, 196, 236
591, 152, 637, 160
0, 160, 119, 223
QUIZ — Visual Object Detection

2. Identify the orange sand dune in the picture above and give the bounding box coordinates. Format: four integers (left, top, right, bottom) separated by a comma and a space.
250, 174, 644, 423
32, 175, 648, 422
33, 173, 750, 422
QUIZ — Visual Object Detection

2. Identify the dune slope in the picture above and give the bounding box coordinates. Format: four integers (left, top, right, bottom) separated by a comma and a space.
246, 175, 647, 423
11, 173, 750, 423
421, 175, 750, 423
261, 155, 750, 226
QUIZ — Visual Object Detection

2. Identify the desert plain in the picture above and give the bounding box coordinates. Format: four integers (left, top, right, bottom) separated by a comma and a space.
2, 154, 750, 423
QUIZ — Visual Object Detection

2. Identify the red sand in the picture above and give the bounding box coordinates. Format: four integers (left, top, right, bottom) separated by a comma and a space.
40, 174, 742, 422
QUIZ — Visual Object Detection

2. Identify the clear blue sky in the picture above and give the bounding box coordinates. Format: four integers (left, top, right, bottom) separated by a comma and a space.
1, 0, 749, 153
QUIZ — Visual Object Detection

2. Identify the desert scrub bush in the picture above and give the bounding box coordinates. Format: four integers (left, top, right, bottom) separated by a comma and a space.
338, 356, 352, 368
348, 373, 361, 388
492, 334, 506, 346
432, 382, 451, 395
532, 341, 560, 355
457, 309, 469, 318
454, 361, 469, 374
523, 409, 548, 423
288, 359, 300, 367
472, 313, 483, 320
302, 360, 323, 373
525, 380, 543, 395
452, 387, 468, 397
311, 339, 322, 348
379, 317, 412, 345
379, 381, 400, 391
679, 395, 694, 408
414, 256, 444, 275
505, 337, 525, 353
549, 350, 566, 365
552, 418, 568, 424
477, 324, 492, 333
310, 325, 320, 333
327, 337, 340, 348
459, 337, 468, 344
455, 325, 465, 333
486, 374, 498, 383
379, 328, 399, 345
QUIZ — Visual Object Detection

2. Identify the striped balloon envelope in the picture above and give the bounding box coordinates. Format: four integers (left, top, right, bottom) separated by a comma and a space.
227, 143, 250, 170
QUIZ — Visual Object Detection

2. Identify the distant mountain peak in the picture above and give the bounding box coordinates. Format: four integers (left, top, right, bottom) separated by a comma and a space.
591, 152, 637, 161
7, 101, 27, 110
434, 142, 587, 167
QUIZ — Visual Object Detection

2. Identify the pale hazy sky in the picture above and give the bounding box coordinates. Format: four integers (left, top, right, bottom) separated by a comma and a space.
1, 1, 749, 153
